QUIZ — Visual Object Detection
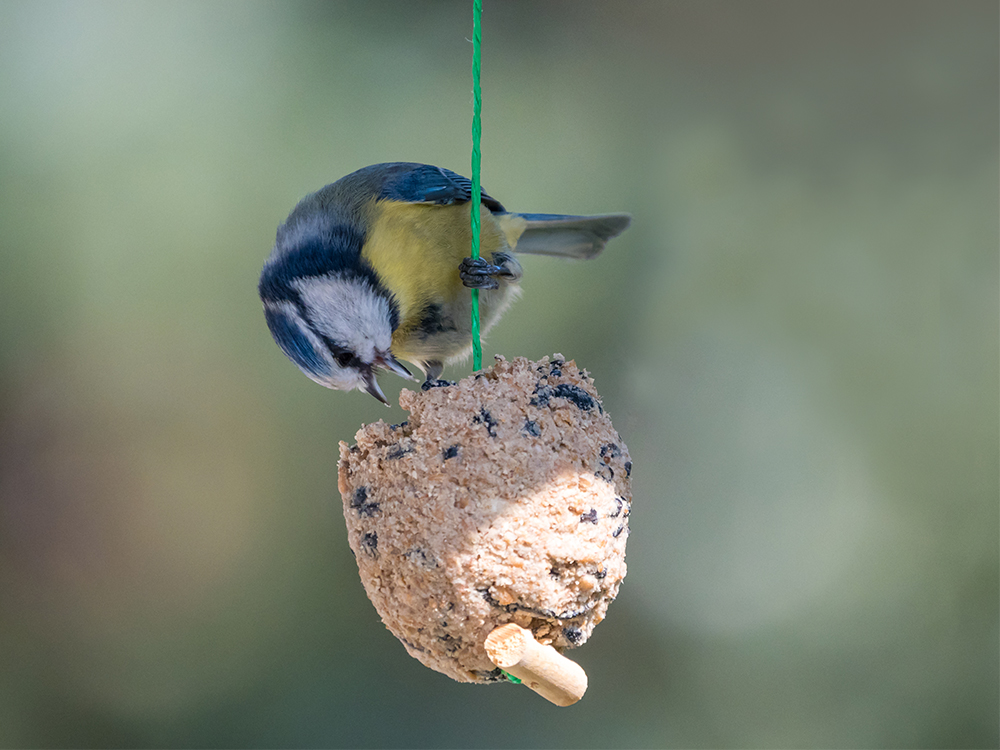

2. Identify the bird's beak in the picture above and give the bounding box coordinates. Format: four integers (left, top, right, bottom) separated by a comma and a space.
375, 351, 414, 381
361, 366, 390, 407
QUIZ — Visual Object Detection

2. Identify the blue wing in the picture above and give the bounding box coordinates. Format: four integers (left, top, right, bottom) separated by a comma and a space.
378, 163, 506, 212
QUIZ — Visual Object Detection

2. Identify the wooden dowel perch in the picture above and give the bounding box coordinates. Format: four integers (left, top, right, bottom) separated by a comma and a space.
484, 623, 588, 706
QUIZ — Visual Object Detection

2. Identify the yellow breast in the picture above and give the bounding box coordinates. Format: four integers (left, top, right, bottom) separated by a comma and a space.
361, 199, 508, 338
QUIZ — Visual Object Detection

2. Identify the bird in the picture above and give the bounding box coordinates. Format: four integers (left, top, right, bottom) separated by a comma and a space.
258, 162, 630, 405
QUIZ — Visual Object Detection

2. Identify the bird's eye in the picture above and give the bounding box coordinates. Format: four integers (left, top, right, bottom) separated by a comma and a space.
335, 351, 354, 368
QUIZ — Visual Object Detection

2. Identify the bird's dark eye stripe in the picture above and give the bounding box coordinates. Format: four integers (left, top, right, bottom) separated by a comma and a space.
319, 334, 358, 369
286, 296, 359, 369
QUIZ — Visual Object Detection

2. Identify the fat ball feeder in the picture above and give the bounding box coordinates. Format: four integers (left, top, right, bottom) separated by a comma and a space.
337, 2, 632, 706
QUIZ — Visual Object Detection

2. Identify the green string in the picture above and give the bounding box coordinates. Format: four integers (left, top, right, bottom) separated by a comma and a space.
469, 0, 483, 372
472, 8, 520, 695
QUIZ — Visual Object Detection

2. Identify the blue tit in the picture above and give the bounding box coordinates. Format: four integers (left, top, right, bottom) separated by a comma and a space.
258, 162, 630, 405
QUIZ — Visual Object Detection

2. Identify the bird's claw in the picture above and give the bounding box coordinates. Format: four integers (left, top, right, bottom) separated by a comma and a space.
459, 252, 521, 290
459, 257, 501, 289
421, 378, 456, 391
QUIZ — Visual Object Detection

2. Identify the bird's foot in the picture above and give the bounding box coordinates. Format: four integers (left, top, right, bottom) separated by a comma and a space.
421, 378, 456, 391
419, 360, 456, 390
459, 252, 522, 290
421, 360, 444, 382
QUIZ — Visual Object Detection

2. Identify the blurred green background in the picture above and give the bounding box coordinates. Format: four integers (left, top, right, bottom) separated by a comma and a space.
0, 1, 996, 747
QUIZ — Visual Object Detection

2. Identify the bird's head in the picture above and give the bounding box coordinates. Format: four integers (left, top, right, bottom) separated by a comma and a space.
260, 271, 413, 405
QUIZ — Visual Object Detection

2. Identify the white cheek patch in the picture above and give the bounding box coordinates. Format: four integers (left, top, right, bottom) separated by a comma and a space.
293, 275, 394, 363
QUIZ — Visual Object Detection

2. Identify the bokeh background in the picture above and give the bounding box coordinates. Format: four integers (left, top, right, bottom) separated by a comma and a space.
0, 1, 996, 747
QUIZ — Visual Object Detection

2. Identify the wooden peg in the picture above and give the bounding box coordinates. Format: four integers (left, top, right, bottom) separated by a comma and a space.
484, 623, 588, 706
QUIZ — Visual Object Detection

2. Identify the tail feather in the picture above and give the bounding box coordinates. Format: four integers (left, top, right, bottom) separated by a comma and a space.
500, 212, 631, 260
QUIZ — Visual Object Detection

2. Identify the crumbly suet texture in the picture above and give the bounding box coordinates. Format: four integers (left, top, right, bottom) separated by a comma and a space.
338, 355, 632, 683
